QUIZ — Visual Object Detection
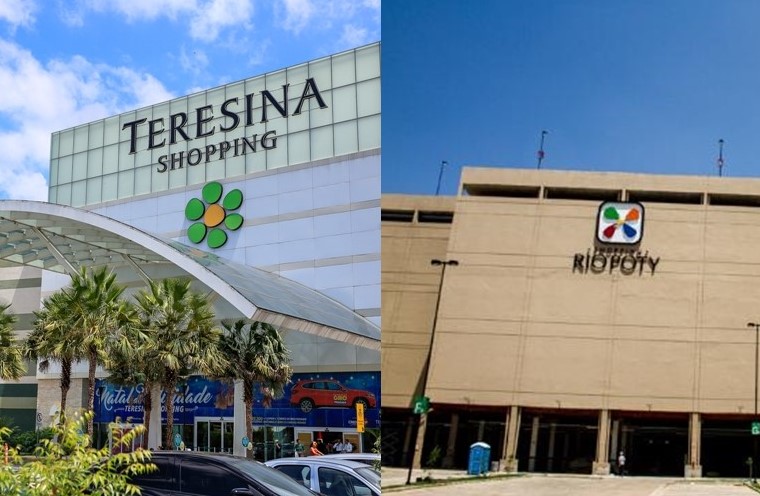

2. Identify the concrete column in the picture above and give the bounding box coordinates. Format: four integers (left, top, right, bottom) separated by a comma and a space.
547, 423, 557, 471
233, 380, 246, 457
528, 416, 540, 472
592, 409, 611, 475
411, 412, 429, 469
442, 412, 459, 468
501, 405, 521, 472
684, 412, 702, 478
148, 384, 162, 450
610, 419, 620, 465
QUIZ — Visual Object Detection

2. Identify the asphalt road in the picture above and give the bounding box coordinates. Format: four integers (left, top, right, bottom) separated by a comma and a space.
384, 475, 756, 496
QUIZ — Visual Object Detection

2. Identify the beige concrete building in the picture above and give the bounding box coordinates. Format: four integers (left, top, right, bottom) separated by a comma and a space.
382, 166, 760, 478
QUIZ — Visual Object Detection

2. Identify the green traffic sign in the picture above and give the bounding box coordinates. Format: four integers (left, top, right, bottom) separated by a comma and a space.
752, 422, 760, 436
413, 396, 430, 415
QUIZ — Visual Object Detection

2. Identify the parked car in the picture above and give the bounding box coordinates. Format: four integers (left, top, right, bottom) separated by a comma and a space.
265, 457, 380, 496
323, 453, 380, 466
128, 451, 320, 496
290, 379, 377, 413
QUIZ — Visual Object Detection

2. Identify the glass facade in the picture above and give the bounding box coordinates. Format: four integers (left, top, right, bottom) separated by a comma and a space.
49, 43, 380, 207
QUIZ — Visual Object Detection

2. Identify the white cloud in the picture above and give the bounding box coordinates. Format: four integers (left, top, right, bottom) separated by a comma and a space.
189, 0, 254, 42
87, 0, 195, 22
69, 0, 254, 42
277, 0, 380, 44
280, 0, 314, 34
339, 23, 369, 47
0, 0, 37, 29
178, 47, 210, 76
0, 39, 173, 200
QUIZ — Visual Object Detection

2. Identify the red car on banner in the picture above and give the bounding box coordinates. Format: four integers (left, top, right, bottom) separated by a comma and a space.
290, 379, 377, 413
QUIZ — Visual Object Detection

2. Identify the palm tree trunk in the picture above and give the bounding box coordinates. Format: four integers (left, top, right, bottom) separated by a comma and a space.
87, 351, 97, 435
244, 378, 254, 459
142, 383, 152, 448
59, 358, 72, 424
164, 378, 177, 450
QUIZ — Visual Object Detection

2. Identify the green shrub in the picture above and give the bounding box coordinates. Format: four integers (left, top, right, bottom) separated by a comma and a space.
0, 412, 154, 495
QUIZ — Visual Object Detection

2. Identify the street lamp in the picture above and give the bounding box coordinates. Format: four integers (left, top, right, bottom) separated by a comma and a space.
406, 259, 459, 485
747, 322, 760, 482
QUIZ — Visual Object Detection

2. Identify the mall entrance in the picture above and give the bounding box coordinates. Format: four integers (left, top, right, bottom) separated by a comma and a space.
701, 417, 755, 478
195, 417, 234, 454
516, 410, 597, 474
612, 413, 688, 477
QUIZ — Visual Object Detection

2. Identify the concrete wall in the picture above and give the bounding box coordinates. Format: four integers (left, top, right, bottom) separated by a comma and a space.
383, 168, 760, 415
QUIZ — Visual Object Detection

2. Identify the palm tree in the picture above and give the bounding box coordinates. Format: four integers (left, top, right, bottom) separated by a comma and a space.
105, 318, 159, 445
134, 278, 227, 450
219, 319, 292, 459
0, 303, 25, 380
25, 291, 82, 418
67, 267, 131, 436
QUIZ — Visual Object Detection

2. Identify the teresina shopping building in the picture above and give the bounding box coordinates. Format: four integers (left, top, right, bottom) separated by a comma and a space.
383, 166, 760, 477
0, 43, 380, 459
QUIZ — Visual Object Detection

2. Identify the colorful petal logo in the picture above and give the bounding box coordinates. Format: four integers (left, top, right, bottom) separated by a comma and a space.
185, 182, 244, 249
596, 202, 644, 244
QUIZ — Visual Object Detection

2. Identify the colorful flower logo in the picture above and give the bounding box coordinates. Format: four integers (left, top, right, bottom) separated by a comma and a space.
185, 182, 244, 249
596, 202, 644, 244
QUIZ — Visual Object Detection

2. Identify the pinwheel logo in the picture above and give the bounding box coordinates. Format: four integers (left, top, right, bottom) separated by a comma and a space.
185, 182, 244, 249
596, 202, 644, 245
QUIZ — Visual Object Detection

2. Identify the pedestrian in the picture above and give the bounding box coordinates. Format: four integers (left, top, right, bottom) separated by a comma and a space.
617, 450, 626, 476
344, 440, 353, 453
333, 439, 344, 454
294, 440, 304, 457
309, 441, 324, 456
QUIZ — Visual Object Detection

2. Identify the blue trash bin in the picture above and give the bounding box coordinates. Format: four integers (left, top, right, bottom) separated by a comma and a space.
468, 442, 491, 475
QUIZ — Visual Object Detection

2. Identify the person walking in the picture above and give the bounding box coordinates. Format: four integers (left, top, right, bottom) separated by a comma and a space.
617, 450, 626, 476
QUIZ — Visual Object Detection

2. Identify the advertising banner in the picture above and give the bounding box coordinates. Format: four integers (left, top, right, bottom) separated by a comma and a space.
94, 371, 380, 430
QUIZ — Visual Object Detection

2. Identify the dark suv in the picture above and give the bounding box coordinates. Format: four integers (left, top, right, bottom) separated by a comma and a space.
129, 451, 320, 496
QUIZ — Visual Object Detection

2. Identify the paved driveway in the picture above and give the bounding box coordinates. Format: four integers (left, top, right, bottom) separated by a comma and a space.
384, 475, 755, 496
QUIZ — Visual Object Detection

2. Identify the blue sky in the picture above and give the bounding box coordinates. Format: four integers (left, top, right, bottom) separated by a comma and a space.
0, 0, 379, 200
382, 0, 760, 195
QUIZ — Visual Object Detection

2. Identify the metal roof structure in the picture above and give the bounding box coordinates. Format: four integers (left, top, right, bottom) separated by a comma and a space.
0, 200, 380, 350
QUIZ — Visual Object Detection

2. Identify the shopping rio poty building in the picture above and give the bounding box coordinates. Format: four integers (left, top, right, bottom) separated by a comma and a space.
382, 166, 760, 477
0, 43, 380, 458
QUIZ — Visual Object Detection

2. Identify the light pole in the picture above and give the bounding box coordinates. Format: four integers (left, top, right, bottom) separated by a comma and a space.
406, 258, 459, 485
747, 322, 760, 482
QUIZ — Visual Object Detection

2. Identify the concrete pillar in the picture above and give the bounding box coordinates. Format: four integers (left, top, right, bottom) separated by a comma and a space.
684, 412, 702, 478
547, 423, 557, 471
148, 384, 162, 450
528, 416, 540, 472
442, 412, 459, 468
592, 409, 611, 475
610, 419, 620, 465
500, 405, 521, 472
233, 380, 246, 457
411, 412, 429, 469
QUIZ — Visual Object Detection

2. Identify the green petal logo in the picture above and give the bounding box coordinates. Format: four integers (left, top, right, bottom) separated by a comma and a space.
185, 182, 244, 249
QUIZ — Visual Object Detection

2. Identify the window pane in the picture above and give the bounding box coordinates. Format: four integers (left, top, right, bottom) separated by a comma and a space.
334, 120, 357, 156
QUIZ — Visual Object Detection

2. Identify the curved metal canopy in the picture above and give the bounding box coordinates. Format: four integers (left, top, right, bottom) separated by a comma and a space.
0, 200, 380, 350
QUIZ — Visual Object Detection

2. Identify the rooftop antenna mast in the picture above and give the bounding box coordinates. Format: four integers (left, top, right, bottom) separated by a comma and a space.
537, 130, 548, 169
717, 139, 725, 177
435, 160, 448, 196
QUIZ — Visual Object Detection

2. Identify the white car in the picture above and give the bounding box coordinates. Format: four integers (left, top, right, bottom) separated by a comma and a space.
265, 457, 380, 496
323, 453, 380, 466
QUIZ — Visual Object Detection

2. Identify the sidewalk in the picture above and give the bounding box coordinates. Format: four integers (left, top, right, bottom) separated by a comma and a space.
381, 466, 495, 488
